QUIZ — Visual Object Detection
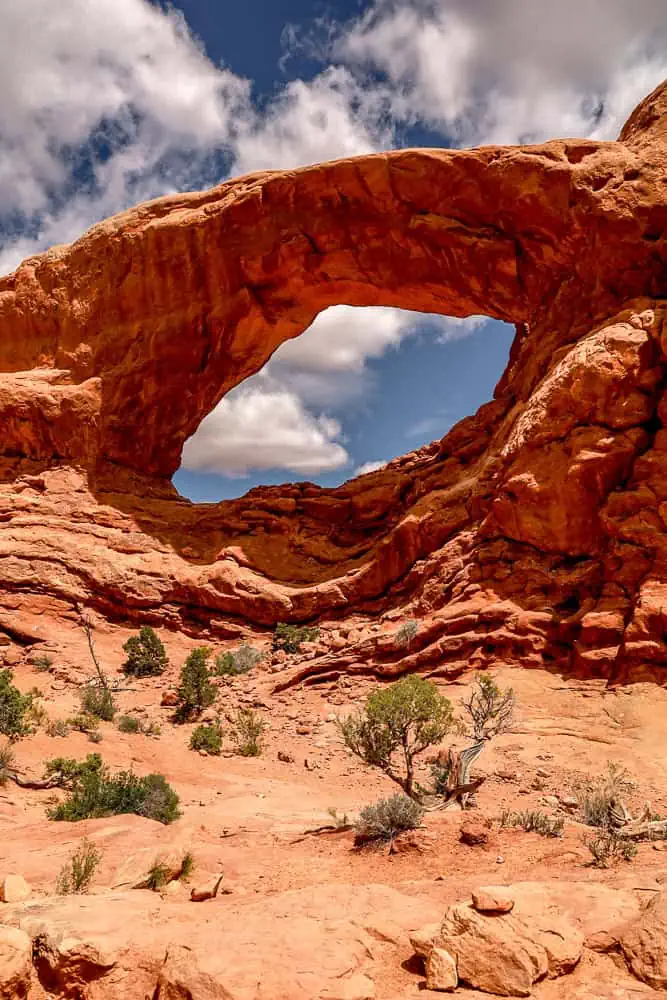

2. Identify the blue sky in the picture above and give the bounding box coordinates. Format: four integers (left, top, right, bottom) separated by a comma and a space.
1, 0, 666, 502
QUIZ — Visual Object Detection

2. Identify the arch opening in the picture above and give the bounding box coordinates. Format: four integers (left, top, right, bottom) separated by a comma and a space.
172, 305, 515, 503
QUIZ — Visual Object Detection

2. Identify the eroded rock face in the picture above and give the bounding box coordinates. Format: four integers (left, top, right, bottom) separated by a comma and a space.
1, 82, 667, 683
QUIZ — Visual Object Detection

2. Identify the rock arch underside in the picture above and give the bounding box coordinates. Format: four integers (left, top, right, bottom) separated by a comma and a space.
1, 81, 667, 687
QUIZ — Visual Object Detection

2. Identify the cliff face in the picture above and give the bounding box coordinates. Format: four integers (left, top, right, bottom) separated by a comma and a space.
1, 82, 667, 685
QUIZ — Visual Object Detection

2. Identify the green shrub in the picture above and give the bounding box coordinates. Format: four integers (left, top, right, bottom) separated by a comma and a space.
0, 743, 15, 785
174, 648, 216, 722
80, 685, 116, 722
46, 754, 180, 824
117, 715, 141, 734
463, 672, 516, 740
44, 753, 104, 788
500, 809, 564, 838
31, 654, 54, 672
26, 698, 48, 729
189, 723, 223, 755
396, 619, 419, 649
67, 713, 99, 734
214, 645, 263, 676
355, 794, 424, 844
576, 762, 634, 829
0, 669, 32, 739
146, 859, 172, 891
339, 675, 454, 799
180, 851, 195, 881
46, 718, 70, 738
144, 721, 161, 738
230, 708, 266, 757
272, 623, 319, 655
584, 829, 637, 868
123, 627, 168, 677
55, 839, 102, 894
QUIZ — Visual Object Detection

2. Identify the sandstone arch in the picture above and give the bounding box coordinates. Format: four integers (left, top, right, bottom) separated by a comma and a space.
1, 80, 667, 685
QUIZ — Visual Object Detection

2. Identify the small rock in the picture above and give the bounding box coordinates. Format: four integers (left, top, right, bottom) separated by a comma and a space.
426, 946, 458, 992
0, 926, 32, 998
472, 887, 514, 914
459, 821, 489, 847
160, 691, 179, 707
190, 875, 224, 902
277, 751, 294, 763
390, 830, 436, 855
163, 880, 182, 897
559, 795, 579, 811
410, 924, 439, 958
0, 875, 30, 903
296, 726, 311, 736
585, 930, 618, 953
536, 768, 549, 778
496, 856, 505, 864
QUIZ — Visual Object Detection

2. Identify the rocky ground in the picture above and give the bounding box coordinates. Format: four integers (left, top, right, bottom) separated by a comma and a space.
1, 619, 666, 998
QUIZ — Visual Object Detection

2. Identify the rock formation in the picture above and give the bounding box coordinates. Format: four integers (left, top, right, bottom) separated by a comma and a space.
1, 81, 667, 683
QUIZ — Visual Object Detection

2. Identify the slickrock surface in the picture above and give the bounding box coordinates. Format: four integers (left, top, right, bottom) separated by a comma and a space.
1, 81, 667, 683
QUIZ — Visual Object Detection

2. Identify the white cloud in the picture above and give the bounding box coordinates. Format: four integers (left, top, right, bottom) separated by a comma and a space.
336, 0, 667, 145
274, 305, 416, 374
354, 460, 388, 476
232, 66, 392, 175
180, 377, 349, 477
0, 0, 251, 271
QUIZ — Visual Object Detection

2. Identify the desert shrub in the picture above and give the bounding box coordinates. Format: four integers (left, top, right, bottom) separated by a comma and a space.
500, 809, 564, 838
326, 807, 350, 828
429, 759, 453, 797
0, 669, 32, 739
135, 774, 181, 824
31, 654, 54, 672
339, 675, 454, 799
214, 645, 263, 676
174, 648, 216, 722
189, 723, 223, 755
123, 627, 168, 677
117, 714, 141, 734
46, 718, 70, 738
80, 684, 116, 722
396, 619, 419, 649
355, 794, 424, 844
44, 753, 104, 788
272, 623, 319, 655
0, 743, 15, 785
46, 754, 180, 824
576, 762, 635, 829
26, 698, 48, 729
67, 713, 99, 734
230, 708, 266, 757
144, 721, 161, 738
146, 859, 172, 891
55, 839, 102, 894
462, 672, 516, 740
584, 829, 637, 868
180, 851, 195, 880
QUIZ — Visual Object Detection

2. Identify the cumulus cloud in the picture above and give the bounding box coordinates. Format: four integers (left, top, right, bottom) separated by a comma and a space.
180, 377, 349, 477
336, 0, 667, 145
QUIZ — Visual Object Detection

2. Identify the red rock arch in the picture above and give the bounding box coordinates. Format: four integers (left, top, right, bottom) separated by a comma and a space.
0, 80, 666, 685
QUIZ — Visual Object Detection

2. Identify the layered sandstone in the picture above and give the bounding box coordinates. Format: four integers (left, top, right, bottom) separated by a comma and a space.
1, 82, 667, 683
